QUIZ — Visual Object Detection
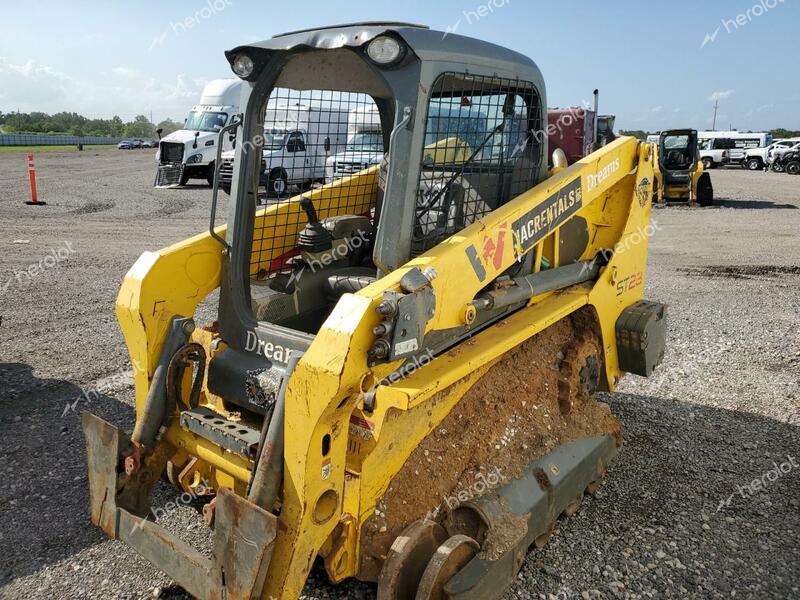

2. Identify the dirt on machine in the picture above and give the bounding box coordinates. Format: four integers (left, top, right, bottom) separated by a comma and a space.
81, 22, 667, 600
359, 313, 622, 578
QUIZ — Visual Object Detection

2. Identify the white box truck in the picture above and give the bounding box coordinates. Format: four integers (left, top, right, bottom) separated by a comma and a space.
154, 79, 241, 187
220, 101, 350, 196
325, 105, 384, 183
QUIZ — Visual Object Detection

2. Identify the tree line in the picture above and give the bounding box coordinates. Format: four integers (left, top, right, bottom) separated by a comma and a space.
0, 111, 183, 139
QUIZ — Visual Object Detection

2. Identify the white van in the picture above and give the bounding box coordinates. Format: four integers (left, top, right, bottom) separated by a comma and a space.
155, 79, 241, 187
326, 105, 384, 183
220, 101, 350, 196
698, 131, 772, 169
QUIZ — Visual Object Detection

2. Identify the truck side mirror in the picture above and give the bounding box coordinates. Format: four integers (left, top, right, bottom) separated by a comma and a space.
156, 128, 163, 140
193, 131, 200, 149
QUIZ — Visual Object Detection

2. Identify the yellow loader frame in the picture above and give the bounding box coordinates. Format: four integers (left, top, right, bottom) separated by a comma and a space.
85, 136, 660, 600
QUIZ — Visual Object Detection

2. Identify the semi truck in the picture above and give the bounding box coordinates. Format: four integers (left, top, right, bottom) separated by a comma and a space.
154, 79, 241, 187
547, 91, 616, 164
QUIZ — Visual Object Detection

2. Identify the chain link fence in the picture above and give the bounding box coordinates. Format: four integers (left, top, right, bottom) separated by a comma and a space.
0, 134, 123, 146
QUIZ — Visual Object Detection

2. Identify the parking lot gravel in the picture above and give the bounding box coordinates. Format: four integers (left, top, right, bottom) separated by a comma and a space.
0, 150, 798, 599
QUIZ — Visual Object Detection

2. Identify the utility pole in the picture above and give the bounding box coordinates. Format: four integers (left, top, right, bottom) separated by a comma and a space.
712, 100, 719, 131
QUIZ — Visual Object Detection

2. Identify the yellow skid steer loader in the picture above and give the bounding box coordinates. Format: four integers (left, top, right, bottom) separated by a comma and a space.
83, 23, 667, 600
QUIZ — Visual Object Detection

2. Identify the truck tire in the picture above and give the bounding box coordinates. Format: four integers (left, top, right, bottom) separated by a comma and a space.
179, 170, 190, 186
786, 161, 800, 176
746, 157, 763, 171
702, 157, 714, 170
696, 172, 713, 207
206, 162, 216, 186
267, 169, 289, 197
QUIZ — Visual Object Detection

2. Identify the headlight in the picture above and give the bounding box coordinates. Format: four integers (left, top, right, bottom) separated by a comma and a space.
231, 53, 255, 78
186, 153, 204, 164
366, 35, 404, 66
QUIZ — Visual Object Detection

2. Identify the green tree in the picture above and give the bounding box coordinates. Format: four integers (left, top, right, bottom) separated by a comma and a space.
619, 130, 651, 140
123, 115, 156, 138
771, 128, 800, 139
156, 118, 183, 137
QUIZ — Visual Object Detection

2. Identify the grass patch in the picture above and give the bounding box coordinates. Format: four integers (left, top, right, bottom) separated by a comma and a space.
0, 144, 122, 153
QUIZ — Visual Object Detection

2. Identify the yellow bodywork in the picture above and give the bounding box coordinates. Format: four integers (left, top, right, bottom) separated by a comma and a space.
115, 136, 659, 599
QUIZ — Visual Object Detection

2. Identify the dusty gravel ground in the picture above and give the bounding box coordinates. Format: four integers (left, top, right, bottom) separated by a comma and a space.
0, 151, 798, 600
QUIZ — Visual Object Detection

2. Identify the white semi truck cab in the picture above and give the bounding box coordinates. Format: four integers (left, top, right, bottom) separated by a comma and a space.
154, 78, 241, 187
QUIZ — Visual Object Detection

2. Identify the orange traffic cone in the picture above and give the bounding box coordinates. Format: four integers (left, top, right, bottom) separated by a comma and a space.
25, 153, 46, 205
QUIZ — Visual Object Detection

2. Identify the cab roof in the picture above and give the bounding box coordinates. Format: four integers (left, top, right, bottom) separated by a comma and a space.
226, 22, 543, 88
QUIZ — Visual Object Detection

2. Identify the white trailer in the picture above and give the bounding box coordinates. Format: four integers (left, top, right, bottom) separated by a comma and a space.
154, 79, 241, 187
326, 105, 384, 183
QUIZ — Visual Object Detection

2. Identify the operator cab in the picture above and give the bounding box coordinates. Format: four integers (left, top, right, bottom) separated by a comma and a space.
208, 23, 547, 414
659, 129, 699, 182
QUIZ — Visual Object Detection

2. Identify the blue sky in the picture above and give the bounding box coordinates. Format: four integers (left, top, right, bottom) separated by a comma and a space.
1, 0, 798, 131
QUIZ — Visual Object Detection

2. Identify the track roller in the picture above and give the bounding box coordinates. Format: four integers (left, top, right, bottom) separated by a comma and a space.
415, 535, 480, 600
377, 519, 448, 600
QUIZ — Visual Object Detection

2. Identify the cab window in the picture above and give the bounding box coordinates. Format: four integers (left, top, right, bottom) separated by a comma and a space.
286, 132, 306, 153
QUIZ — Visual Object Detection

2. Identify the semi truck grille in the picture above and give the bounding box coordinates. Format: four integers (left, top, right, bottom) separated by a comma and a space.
219, 158, 234, 186
154, 164, 184, 187
160, 141, 184, 164
335, 161, 370, 175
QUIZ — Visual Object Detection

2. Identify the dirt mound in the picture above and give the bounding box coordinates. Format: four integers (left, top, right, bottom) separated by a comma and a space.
358, 311, 622, 580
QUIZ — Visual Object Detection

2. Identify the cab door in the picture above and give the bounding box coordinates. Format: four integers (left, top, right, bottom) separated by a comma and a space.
285, 131, 308, 182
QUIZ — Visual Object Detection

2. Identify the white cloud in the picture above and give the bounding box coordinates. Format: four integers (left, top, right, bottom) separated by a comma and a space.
650, 106, 663, 113
708, 90, 734, 101
111, 66, 140, 78
0, 57, 207, 120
